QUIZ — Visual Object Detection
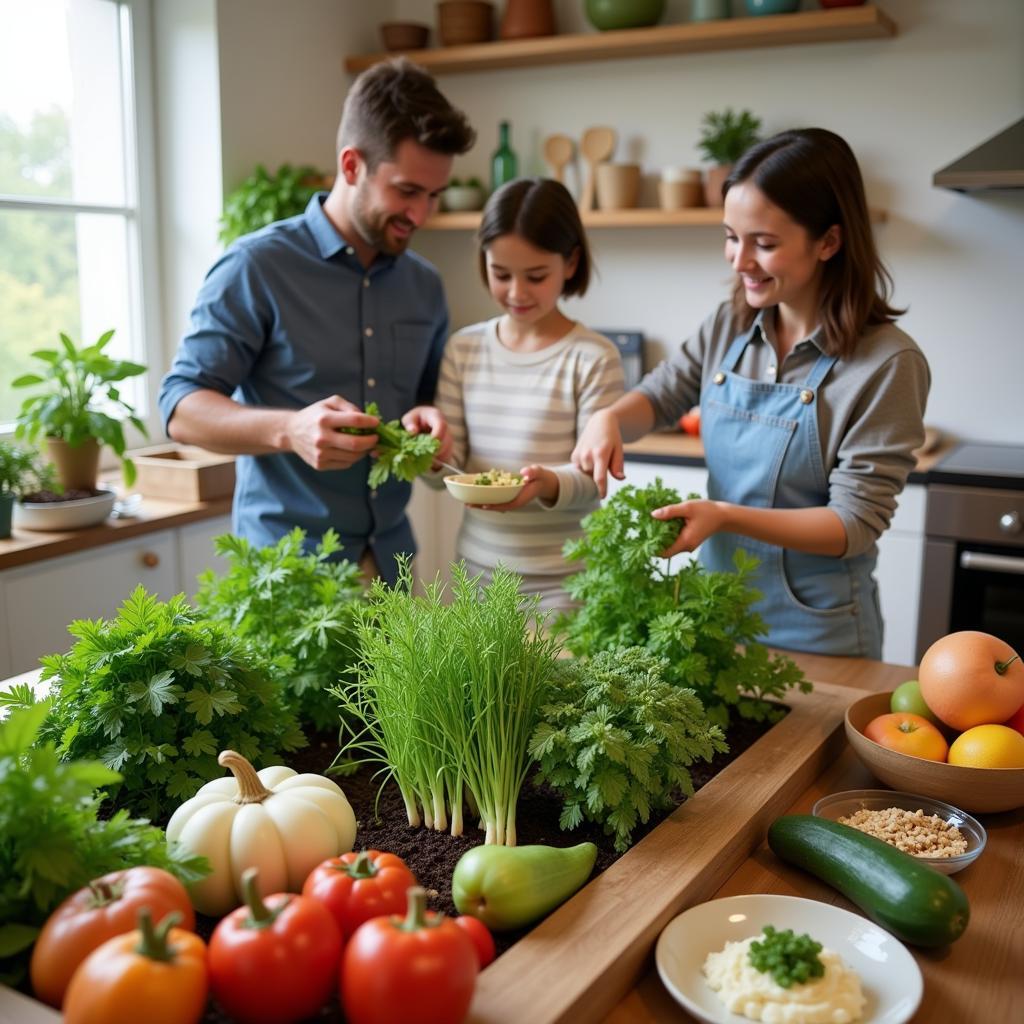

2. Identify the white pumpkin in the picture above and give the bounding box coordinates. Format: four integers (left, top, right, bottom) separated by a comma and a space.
166, 749, 357, 916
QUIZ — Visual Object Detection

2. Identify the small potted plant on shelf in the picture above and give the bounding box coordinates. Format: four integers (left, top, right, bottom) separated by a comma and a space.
0, 440, 58, 539
441, 175, 486, 212
219, 163, 332, 245
12, 329, 147, 508
697, 107, 762, 207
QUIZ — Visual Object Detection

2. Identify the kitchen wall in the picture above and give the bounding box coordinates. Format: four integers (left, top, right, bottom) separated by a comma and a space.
154, 0, 1024, 444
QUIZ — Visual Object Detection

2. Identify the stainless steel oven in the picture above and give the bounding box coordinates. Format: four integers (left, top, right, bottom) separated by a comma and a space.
916, 444, 1024, 660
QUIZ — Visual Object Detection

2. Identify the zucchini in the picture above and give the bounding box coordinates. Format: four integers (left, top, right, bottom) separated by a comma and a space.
767, 815, 969, 947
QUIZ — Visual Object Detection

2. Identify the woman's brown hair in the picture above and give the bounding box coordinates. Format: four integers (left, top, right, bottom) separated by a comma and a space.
723, 128, 904, 358
477, 178, 592, 297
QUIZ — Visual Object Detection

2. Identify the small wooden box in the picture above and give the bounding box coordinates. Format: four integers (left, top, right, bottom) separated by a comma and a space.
128, 444, 235, 502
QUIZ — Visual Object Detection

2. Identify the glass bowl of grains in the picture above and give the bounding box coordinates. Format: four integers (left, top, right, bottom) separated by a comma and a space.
811, 789, 986, 875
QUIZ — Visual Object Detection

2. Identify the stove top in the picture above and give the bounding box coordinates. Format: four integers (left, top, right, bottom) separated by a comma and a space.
931, 443, 1024, 490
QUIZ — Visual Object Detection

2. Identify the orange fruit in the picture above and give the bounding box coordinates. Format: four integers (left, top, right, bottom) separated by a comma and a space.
918, 631, 1024, 731
947, 724, 1024, 769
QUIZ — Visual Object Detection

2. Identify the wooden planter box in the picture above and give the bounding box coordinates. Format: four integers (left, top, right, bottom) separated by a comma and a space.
467, 679, 860, 1023
128, 444, 235, 503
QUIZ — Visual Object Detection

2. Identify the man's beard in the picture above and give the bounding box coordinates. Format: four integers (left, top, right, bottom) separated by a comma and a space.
351, 189, 414, 256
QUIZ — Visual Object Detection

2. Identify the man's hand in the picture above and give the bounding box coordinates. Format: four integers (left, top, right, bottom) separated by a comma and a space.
571, 409, 625, 498
403, 405, 453, 464
473, 465, 558, 511
285, 395, 379, 470
652, 499, 728, 557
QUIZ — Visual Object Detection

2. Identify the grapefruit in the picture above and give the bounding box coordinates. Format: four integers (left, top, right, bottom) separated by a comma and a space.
918, 631, 1024, 731
947, 724, 1024, 769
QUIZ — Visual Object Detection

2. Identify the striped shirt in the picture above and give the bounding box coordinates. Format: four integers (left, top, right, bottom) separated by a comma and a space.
432, 318, 624, 583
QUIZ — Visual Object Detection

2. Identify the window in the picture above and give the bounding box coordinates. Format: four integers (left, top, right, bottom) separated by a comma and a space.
0, 0, 158, 432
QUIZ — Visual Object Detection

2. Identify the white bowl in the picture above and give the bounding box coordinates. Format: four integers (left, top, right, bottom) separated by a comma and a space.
656, 893, 923, 1024
443, 473, 525, 505
441, 185, 485, 212
14, 487, 117, 531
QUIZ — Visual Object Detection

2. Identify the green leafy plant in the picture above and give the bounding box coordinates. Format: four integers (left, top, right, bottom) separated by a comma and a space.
530, 648, 727, 852
0, 440, 57, 498
194, 528, 364, 731
698, 108, 762, 165
7, 588, 307, 822
338, 559, 561, 845
219, 163, 327, 245
557, 480, 810, 726
341, 401, 440, 488
0, 702, 208, 986
12, 330, 148, 486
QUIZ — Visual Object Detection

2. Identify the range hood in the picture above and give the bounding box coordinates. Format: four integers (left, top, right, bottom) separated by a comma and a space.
933, 118, 1024, 192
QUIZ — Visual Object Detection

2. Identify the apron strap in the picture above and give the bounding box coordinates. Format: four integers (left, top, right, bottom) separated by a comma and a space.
803, 349, 839, 392
717, 322, 760, 374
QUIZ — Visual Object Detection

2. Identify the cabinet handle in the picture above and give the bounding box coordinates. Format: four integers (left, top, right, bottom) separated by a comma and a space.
141, 551, 160, 568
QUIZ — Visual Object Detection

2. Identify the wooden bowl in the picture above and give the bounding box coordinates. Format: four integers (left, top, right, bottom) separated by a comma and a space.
437, 1, 493, 47
380, 22, 430, 52
845, 691, 1024, 814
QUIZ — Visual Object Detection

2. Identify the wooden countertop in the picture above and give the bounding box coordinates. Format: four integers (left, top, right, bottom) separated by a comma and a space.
0, 494, 232, 572
624, 429, 956, 481
603, 649, 1023, 1024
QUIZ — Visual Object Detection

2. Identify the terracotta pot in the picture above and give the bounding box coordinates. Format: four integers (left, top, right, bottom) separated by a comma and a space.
46, 436, 101, 491
500, 0, 555, 39
437, 1, 494, 46
703, 163, 732, 207
379, 22, 431, 51
596, 163, 641, 210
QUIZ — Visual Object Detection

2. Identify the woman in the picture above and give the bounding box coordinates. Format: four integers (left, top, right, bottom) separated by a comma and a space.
572, 128, 930, 658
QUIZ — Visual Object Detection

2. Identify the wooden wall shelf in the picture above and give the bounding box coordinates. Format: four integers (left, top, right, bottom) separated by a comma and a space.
424, 207, 887, 231
345, 6, 895, 76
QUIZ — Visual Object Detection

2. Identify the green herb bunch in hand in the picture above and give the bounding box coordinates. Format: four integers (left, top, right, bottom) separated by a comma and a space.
13, 587, 307, 822
341, 401, 440, 487
0, 702, 208, 986
194, 528, 363, 731
557, 480, 809, 726
529, 648, 727, 852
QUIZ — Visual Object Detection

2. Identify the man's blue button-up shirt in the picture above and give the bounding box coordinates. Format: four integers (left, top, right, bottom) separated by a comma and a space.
158, 194, 449, 584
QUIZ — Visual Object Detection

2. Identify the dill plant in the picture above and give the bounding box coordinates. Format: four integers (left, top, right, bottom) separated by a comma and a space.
557, 480, 810, 726
337, 559, 560, 846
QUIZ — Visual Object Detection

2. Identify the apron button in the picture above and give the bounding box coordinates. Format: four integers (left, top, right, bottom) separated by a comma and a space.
799, 388, 814, 404
713, 372, 726, 385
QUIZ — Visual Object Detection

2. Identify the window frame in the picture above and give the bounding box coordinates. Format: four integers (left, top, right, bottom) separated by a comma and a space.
0, 0, 161, 447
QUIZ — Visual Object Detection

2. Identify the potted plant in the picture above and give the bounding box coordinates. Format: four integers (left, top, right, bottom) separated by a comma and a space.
219, 163, 331, 245
0, 440, 58, 539
12, 329, 148, 492
441, 175, 486, 212
697, 107, 762, 207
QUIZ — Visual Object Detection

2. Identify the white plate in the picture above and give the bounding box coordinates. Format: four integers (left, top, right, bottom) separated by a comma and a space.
655, 894, 922, 1024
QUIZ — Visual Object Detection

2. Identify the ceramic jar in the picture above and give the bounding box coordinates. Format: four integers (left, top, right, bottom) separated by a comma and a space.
437, 1, 493, 46
500, 0, 556, 39
596, 163, 641, 210
585, 0, 666, 31
659, 168, 703, 209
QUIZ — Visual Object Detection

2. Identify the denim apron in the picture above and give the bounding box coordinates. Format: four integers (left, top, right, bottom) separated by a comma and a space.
699, 328, 882, 658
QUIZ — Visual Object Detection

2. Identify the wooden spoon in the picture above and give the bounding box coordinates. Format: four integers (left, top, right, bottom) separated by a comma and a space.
579, 126, 616, 211
543, 134, 574, 185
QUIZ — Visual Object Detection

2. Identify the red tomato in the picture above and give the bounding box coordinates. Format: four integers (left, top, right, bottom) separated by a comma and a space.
63, 909, 207, 1024
864, 711, 949, 762
30, 866, 195, 1008
303, 849, 417, 939
208, 868, 342, 1024
678, 407, 701, 436
341, 887, 478, 1024
454, 914, 496, 968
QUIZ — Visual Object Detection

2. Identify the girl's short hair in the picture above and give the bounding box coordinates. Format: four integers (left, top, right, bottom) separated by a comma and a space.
477, 178, 592, 297
723, 128, 904, 358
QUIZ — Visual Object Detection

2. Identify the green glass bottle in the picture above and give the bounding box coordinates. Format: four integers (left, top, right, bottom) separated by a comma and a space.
490, 121, 518, 193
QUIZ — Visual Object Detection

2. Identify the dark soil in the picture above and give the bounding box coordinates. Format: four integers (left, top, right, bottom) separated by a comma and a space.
21, 488, 103, 502
193, 708, 784, 1023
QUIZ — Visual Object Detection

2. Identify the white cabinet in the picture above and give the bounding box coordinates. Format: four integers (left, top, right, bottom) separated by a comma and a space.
874, 483, 926, 668
177, 514, 233, 597
1, 530, 178, 674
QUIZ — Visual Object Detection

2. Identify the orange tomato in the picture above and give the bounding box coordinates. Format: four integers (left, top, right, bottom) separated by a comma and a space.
948, 724, 1024, 769
864, 712, 949, 762
30, 866, 195, 1008
62, 910, 207, 1024
918, 631, 1024, 731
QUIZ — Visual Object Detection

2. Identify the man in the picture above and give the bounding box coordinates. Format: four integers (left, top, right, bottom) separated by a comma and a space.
159, 59, 474, 583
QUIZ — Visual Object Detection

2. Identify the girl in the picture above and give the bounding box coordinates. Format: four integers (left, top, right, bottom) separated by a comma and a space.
432, 177, 624, 611
573, 129, 930, 658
